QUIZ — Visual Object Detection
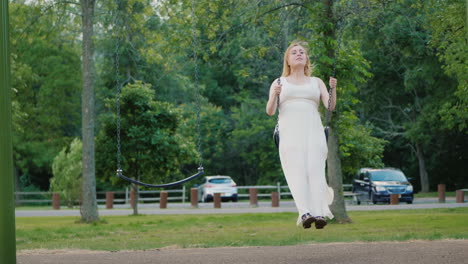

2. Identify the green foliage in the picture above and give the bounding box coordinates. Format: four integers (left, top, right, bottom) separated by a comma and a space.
10, 54, 30, 133
230, 96, 283, 185
97, 0, 198, 104
10, 0, 465, 192
336, 112, 387, 181
350, 0, 467, 190
177, 101, 230, 177
50, 138, 83, 208
96, 81, 197, 188
424, 0, 467, 132
10, 2, 82, 190
305, 0, 385, 183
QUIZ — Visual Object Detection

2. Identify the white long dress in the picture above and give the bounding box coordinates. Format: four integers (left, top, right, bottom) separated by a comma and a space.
278, 76, 334, 225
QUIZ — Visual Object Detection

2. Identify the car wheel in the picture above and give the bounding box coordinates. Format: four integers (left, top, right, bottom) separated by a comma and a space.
232, 196, 238, 202
371, 193, 378, 204
406, 200, 413, 204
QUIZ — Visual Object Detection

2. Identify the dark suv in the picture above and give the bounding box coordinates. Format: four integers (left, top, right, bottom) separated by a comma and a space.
352, 168, 414, 204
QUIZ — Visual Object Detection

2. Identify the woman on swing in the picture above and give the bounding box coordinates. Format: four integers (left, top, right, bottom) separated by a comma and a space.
266, 40, 337, 229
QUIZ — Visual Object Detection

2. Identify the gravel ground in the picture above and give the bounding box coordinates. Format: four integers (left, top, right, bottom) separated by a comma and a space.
17, 240, 468, 264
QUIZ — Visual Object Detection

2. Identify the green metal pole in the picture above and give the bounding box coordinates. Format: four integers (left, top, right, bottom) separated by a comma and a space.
0, 0, 17, 263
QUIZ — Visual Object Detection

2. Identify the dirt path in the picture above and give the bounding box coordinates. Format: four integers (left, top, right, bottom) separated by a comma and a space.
17, 240, 467, 264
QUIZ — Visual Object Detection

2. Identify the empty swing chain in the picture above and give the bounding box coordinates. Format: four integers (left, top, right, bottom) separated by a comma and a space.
191, 0, 203, 170
113, 0, 204, 188
114, 1, 123, 174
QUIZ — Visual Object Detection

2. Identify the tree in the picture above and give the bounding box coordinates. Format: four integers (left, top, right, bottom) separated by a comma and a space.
351, 0, 464, 192
50, 138, 83, 208
9, 0, 391, 207
301, 0, 352, 223
96, 81, 197, 215
425, 0, 467, 132
80, 0, 99, 222
10, 2, 82, 191
158, 1, 385, 200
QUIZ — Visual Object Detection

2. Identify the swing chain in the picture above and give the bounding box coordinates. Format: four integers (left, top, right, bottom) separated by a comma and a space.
326, 17, 346, 127
111, 0, 204, 188
114, 2, 122, 172
191, 0, 203, 170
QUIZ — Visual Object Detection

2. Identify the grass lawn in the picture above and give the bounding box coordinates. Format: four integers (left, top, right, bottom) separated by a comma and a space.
16, 208, 468, 251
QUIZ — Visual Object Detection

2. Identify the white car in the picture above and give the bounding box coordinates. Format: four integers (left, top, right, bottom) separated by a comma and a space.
197, 176, 238, 202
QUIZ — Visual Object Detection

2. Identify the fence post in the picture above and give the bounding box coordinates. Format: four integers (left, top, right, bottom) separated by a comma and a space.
456, 190, 464, 203
390, 194, 399, 205
191, 188, 198, 208
125, 187, 129, 204
160, 191, 168, 209
277, 182, 281, 201
249, 188, 258, 207
438, 184, 446, 203
52, 193, 60, 210
182, 185, 186, 203
106, 192, 114, 209
213, 193, 221, 208
271, 192, 279, 207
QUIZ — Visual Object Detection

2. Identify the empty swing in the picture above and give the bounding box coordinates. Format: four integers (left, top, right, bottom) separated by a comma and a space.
114, 0, 204, 188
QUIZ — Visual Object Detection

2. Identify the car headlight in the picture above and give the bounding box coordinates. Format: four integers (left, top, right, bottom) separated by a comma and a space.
406, 185, 413, 192
375, 186, 386, 192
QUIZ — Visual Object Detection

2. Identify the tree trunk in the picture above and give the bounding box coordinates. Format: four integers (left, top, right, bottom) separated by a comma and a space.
132, 182, 139, 215
323, 0, 351, 224
80, 0, 99, 223
415, 143, 430, 193
327, 127, 351, 223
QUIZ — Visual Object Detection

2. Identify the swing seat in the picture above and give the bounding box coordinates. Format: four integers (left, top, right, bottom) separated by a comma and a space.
116, 167, 204, 188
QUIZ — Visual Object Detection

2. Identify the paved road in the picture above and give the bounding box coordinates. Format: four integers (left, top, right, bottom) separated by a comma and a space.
17, 240, 468, 264
16, 198, 468, 217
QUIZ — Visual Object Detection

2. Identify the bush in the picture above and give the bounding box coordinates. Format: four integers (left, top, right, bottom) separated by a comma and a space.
50, 138, 82, 208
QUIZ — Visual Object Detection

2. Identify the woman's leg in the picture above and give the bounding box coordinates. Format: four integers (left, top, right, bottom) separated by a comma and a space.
280, 146, 311, 224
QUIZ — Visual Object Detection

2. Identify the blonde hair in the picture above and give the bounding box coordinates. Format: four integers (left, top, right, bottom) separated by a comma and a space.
281, 40, 313, 77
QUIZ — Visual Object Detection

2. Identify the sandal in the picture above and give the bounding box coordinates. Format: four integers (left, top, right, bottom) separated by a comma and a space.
301, 213, 316, 229
315, 216, 327, 229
